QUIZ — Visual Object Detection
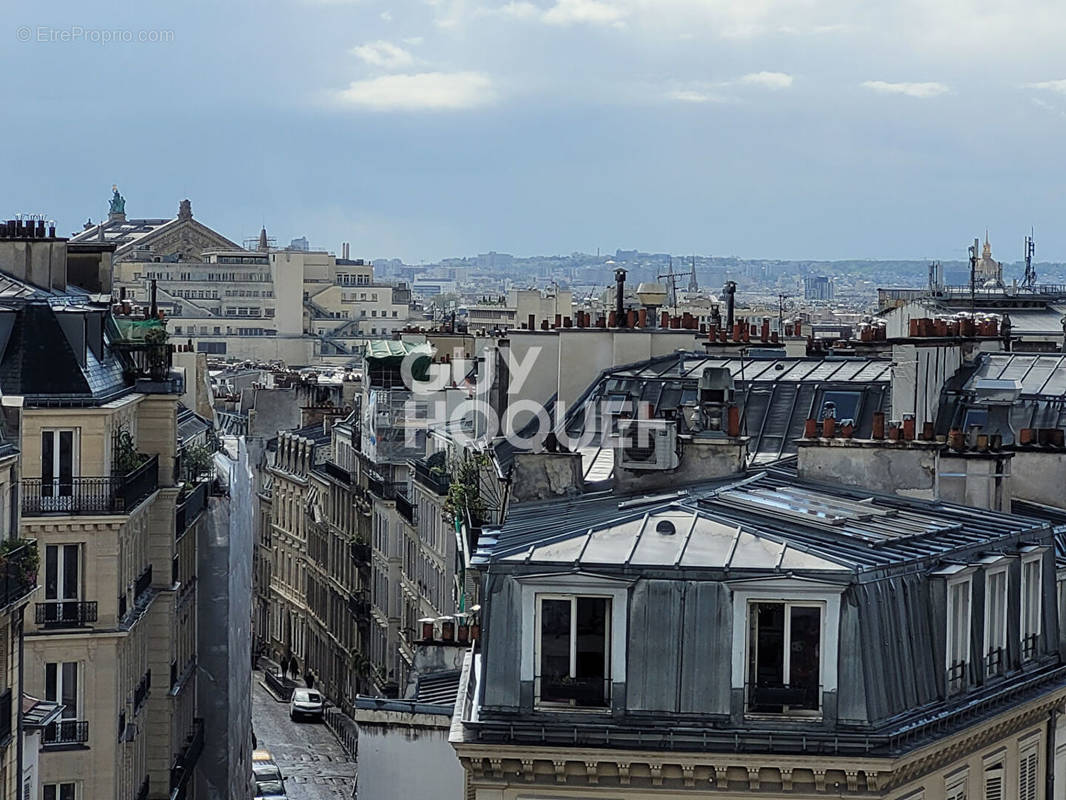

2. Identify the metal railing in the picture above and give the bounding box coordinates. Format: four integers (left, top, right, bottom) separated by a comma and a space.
947, 660, 967, 694
1022, 633, 1039, 661
349, 541, 371, 564
22, 455, 159, 516
176, 480, 208, 538
396, 490, 417, 525
135, 776, 149, 800
170, 718, 204, 799
0, 541, 38, 610
746, 681, 821, 713
111, 340, 173, 382
320, 461, 352, 485
43, 719, 89, 746
535, 675, 611, 708
134, 670, 151, 711
412, 458, 450, 495
36, 601, 97, 627
347, 591, 370, 618
134, 565, 153, 600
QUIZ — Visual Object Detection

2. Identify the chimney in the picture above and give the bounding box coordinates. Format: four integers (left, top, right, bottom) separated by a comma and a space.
723, 281, 736, 332
342, 242, 350, 260
615, 267, 627, 328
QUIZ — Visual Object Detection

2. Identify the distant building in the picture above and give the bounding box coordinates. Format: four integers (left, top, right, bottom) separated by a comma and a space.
805, 274, 834, 300
75, 191, 414, 365
466, 288, 573, 331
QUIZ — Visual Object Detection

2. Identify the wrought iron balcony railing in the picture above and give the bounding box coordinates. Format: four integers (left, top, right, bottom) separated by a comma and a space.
43, 719, 89, 746
134, 565, 153, 600
176, 480, 208, 538
36, 600, 98, 627
746, 681, 821, 713
0, 541, 38, 611
170, 718, 204, 799
22, 455, 159, 517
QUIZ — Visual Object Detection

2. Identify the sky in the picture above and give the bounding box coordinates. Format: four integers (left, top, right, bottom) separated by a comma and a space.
5, 0, 1066, 264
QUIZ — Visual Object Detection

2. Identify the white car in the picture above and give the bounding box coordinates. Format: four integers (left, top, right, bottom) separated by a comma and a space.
289, 688, 324, 721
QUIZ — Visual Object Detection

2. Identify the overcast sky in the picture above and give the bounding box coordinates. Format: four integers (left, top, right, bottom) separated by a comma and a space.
5, 0, 1066, 263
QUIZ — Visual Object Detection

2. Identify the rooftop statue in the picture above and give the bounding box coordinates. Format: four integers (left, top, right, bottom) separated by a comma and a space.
109, 185, 125, 215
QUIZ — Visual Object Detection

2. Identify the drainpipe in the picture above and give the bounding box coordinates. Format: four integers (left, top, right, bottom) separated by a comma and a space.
1047, 706, 1060, 800
16, 613, 23, 798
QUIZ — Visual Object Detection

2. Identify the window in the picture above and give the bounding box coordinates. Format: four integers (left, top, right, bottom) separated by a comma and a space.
45, 661, 82, 744
41, 430, 77, 509
983, 758, 1004, 800
44, 545, 81, 624
947, 577, 971, 692
1021, 553, 1042, 660
945, 771, 968, 800
1019, 737, 1039, 800
984, 567, 1008, 677
535, 595, 610, 708
43, 785, 76, 800
817, 390, 862, 423
747, 601, 822, 713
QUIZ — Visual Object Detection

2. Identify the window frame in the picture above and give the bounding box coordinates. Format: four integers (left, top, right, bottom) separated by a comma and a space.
745, 599, 826, 717
944, 766, 968, 800
517, 574, 629, 713
533, 593, 612, 709
944, 570, 973, 694
1019, 733, 1040, 800
1020, 549, 1044, 662
982, 561, 1009, 678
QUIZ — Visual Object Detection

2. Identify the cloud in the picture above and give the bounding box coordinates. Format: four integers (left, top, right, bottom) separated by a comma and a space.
739, 71, 793, 89
380, 10, 393, 21
861, 80, 949, 98
330, 72, 495, 111
542, 0, 627, 26
351, 40, 415, 70
498, 0, 540, 19
668, 89, 722, 103
1025, 79, 1066, 94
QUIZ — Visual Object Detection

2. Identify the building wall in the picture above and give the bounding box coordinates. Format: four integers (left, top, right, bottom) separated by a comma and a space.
353, 711, 463, 800
21, 392, 198, 800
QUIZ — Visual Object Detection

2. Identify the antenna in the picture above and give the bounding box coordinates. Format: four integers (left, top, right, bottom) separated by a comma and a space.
968, 238, 978, 316
1024, 229, 1036, 290
657, 257, 689, 314
777, 293, 793, 332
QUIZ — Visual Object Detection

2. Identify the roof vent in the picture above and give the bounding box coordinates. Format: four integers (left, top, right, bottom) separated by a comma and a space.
655, 519, 676, 536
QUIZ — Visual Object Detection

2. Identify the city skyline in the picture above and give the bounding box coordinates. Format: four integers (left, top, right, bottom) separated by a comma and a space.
5, 0, 1066, 263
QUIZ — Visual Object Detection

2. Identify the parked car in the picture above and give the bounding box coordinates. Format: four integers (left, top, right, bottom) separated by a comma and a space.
289, 687, 325, 721
254, 778, 287, 799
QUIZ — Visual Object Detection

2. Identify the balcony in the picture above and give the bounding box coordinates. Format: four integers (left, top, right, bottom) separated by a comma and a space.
349, 541, 371, 564
133, 669, 151, 712
348, 591, 370, 618
43, 719, 89, 747
22, 455, 159, 517
170, 718, 204, 800
134, 565, 153, 600
412, 458, 450, 496
395, 490, 417, 526
320, 461, 353, 485
111, 339, 182, 393
135, 776, 149, 800
36, 600, 98, 628
0, 540, 38, 611
176, 481, 208, 538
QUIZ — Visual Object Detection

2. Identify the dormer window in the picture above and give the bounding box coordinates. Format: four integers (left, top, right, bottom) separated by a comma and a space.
1020, 552, 1042, 661
983, 566, 1008, 677
947, 576, 972, 693
535, 595, 610, 708
746, 601, 822, 715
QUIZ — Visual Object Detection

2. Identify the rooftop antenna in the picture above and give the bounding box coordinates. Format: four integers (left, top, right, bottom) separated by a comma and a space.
1024, 229, 1036, 290
777, 293, 793, 333
968, 237, 978, 317
657, 257, 688, 314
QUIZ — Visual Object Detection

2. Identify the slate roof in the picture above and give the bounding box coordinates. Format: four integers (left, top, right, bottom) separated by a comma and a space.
479, 469, 1047, 575
521, 352, 891, 481
69, 217, 176, 250
939, 352, 1066, 434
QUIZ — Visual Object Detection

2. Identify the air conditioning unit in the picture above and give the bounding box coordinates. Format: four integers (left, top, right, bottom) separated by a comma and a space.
616, 419, 679, 471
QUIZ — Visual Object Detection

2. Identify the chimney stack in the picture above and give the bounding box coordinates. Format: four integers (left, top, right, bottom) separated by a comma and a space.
614, 268, 627, 328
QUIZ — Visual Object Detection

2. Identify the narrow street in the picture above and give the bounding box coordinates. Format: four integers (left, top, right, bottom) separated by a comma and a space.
252, 670, 357, 800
